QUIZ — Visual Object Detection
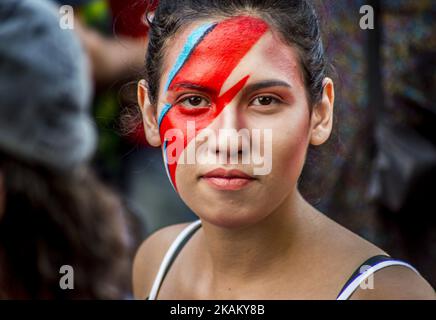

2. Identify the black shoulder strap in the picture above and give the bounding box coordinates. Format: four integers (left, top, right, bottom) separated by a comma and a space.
336, 254, 393, 299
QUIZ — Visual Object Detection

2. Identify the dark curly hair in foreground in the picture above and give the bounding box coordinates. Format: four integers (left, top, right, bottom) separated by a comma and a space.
0, 152, 134, 299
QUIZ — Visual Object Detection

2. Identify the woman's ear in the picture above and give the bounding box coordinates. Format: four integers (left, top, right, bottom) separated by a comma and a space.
310, 77, 335, 146
138, 79, 162, 147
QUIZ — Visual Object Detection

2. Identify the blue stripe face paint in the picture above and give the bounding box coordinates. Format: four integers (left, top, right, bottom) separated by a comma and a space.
158, 103, 172, 128
163, 22, 216, 94
158, 22, 217, 129
158, 22, 217, 189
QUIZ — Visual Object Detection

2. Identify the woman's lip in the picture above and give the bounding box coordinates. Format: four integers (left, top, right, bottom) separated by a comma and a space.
200, 168, 256, 191
201, 176, 254, 191
201, 168, 254, 179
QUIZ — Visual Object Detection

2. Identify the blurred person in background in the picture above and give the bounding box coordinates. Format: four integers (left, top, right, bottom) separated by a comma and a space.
55, 0, 195, 236
367, 0, 436, 287
0, 0, 134, 299
313, 0, 436, 287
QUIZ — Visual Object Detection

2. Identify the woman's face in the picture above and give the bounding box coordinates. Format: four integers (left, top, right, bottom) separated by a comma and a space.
141, 16, 333, 228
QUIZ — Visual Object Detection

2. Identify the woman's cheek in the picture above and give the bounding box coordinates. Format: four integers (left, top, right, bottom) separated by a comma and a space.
174, 153, 197, 193
269, 116, 310, 187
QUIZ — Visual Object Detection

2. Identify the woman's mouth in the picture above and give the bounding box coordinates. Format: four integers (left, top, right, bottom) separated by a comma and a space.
200, 168, 256, 191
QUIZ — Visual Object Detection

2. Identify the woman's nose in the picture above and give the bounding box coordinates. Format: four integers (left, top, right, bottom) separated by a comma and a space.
208, 104, 250, 164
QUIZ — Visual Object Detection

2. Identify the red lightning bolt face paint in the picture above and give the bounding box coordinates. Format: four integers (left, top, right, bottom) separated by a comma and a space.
158, 16, 269, 191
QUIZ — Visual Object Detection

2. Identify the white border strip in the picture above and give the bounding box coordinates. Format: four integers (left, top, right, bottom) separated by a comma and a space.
148, 219, 202, 300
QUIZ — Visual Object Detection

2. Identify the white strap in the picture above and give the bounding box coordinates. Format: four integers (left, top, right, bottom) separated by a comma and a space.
148, 220, 202, 300
336, 260, 419, 300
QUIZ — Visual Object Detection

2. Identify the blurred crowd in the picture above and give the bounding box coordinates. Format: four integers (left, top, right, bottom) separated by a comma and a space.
0, 0, 434, 298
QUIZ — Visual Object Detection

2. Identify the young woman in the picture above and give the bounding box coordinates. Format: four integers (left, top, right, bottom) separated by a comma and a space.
133, 0, 435, 299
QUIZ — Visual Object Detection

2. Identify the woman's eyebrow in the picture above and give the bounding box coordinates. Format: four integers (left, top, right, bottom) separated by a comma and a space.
242, 80, 292, 94
169, 79, 291, 97
170, 82, 218, 95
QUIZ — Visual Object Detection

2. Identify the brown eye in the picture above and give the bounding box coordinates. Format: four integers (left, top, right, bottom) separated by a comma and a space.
251, 96, 280, 106
180, 96, 210, 108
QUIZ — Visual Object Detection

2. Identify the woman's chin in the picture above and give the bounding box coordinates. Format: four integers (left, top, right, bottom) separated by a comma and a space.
198, 207, 266, 229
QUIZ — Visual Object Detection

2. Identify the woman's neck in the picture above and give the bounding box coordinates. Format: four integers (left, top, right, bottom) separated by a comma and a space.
196, 189, 323, 292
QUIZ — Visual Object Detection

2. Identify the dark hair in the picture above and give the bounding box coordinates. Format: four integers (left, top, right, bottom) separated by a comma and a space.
0, 152, 133, 299
144, 0, 328, 107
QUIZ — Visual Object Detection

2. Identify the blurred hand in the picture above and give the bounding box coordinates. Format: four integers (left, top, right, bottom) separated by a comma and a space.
74, 16, 148, 85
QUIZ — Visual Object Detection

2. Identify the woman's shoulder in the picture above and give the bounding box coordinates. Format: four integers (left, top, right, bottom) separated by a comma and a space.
313, 211, 388, 267
317, 213, 435, 299
350, 264, 436, 300
132, 222, 192, 299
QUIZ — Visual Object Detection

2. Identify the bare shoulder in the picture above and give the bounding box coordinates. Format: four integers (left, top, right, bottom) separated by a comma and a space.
350, 265, 436, 300
314, 211, 388, 267
132, 222, 191, 299
313, 212, 435, 299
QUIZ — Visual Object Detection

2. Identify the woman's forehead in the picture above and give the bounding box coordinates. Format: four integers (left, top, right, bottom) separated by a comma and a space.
160, 16, 304, 97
